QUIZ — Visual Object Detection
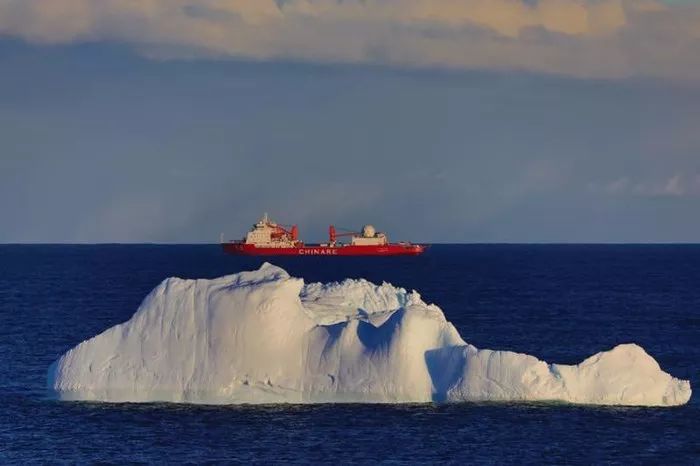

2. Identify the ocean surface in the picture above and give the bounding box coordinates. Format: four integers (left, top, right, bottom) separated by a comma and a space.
1, 244, 698, 464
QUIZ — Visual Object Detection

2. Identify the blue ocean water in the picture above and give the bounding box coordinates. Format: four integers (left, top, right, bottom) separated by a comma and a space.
0, 244, 698, 464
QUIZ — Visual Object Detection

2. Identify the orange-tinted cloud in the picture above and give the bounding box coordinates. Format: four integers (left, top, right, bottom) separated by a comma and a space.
0, 0, 698, 79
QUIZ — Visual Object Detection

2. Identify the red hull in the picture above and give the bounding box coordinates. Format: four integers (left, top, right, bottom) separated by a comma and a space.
221, 242, 427, 256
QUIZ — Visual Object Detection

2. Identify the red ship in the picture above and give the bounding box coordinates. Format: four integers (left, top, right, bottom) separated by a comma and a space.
221, 213, 427, 256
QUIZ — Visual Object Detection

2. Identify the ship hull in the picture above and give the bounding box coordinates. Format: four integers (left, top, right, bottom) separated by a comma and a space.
221, 243, 427, 256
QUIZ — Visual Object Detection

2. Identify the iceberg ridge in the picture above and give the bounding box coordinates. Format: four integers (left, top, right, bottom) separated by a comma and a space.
48, 263, 691, 406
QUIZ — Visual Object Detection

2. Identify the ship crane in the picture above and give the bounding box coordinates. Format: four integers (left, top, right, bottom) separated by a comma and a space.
271, 223, 299, 241
328, 225, 358, 244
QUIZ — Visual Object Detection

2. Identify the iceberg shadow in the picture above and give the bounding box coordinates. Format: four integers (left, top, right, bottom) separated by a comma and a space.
424, 346, 467, 402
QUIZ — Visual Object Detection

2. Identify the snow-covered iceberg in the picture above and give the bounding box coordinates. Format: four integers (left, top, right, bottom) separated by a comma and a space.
48, 264, 691, 406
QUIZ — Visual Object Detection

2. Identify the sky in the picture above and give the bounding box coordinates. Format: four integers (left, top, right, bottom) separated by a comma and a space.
0, 0, 699, 243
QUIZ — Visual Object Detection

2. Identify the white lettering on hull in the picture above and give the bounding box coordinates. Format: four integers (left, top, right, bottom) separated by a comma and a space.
298, 248, 339, 255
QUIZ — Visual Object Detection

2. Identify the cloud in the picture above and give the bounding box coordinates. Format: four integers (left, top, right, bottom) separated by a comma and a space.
0, 0, 699, 79
593, 173, 700, 198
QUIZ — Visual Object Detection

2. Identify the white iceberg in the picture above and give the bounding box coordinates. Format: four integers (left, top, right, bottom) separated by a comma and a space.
48, 263, 691, 406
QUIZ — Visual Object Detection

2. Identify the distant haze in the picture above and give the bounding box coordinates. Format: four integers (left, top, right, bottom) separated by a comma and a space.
0, 0, 699, 243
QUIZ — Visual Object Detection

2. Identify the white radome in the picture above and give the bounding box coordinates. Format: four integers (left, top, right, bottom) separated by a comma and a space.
47, 264, 692, 406
362, 224, 376, 238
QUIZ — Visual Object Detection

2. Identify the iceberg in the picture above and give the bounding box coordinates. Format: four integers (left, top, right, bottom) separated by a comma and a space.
48, 263, 691, 406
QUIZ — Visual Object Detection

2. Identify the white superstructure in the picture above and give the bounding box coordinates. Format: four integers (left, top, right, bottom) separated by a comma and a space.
350, 224, 387, 246
243, 213, 299, 248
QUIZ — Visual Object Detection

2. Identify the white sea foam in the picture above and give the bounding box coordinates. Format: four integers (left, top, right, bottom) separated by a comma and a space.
48, 263, 691, 406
